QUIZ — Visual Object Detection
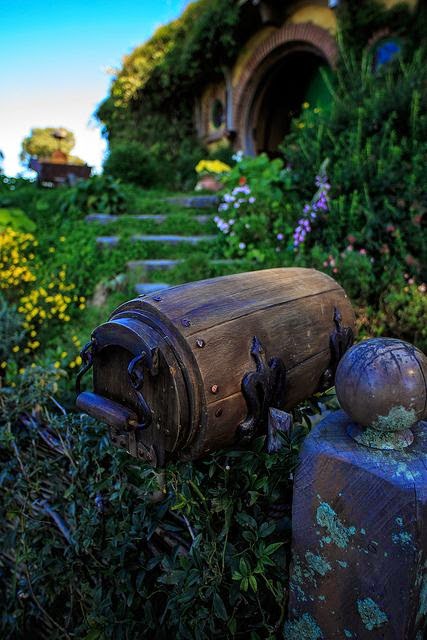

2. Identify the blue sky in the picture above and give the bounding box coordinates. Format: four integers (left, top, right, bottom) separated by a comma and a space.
0, 0, 188, 176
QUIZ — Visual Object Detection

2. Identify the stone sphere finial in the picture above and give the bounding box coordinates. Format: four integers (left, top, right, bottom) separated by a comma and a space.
335, 338, 427, 450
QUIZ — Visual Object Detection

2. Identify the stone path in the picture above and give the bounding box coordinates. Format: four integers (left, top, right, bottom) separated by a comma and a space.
86, 194, 240, 296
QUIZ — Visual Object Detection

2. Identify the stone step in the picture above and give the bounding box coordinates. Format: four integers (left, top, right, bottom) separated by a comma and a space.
127, 258, 239, 273
166, 195, 219, 209
132, 234, 216, 245
134, 282, 171, 296
86, 213, 212, 225
128, 259, 178, 272
96, 236, 120, 248
96, 234, 216, 248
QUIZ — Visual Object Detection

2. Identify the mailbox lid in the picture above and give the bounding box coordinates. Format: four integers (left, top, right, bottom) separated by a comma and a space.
90, 315, 192, 465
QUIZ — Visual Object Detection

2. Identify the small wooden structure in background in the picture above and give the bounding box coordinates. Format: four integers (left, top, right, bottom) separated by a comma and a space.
29, 157, 91, 187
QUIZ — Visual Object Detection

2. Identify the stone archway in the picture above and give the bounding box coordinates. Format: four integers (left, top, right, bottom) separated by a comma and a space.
233, 23, 338, 154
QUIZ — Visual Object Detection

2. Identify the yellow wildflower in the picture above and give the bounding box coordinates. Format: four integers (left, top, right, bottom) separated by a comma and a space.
195, 159, 231, 175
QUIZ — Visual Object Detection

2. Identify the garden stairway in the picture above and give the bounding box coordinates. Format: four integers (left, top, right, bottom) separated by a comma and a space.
85, 194, 241, 296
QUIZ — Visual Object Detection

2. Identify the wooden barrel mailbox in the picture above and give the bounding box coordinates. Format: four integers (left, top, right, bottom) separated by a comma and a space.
76, 268, 355, 466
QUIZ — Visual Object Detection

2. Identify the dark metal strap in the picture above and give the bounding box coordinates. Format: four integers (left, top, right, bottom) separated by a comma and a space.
319, 307, 354, 391
75, 339, 96, 394
127, 353, 152, 430
127, 348, 160, 430
239, 336, 287, 443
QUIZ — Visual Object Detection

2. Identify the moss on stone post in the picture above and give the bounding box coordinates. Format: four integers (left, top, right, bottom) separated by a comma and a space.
285, 338, 427, 639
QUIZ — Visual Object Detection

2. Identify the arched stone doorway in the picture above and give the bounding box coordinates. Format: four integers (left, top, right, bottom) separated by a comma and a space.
233, 23, 338, 155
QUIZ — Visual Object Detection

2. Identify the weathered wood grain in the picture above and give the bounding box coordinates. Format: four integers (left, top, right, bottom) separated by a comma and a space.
78, 268, 355, 463
133, 267, 344, 335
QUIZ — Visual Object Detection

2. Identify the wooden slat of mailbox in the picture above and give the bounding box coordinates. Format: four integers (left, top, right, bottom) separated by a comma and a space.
77, 268, 355, 464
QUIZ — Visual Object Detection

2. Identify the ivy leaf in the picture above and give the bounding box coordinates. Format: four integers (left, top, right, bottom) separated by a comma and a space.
239, 557, 249, 577
259, 521, 276, 538
264, 542, 283, 556
249, 575, 258, 593
213, 592, 227, 621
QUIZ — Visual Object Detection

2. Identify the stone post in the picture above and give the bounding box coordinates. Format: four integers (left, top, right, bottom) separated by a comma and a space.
285, 339, 427, 639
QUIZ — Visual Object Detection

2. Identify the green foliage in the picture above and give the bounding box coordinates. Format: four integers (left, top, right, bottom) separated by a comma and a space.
61, 175, 127, 216
279, 46, 427, 300
97, 0, 241, 189
374, 282, 427, 352
336, 0, 421, 56
215, 154, 296, 263
172, 252, 215, 282
21, 127, 77, 162
103, 140, 204, 191
103, 141, 158, 187
0, 295, 25, 365
0, 207, 36, 233
0, 366, 325, 639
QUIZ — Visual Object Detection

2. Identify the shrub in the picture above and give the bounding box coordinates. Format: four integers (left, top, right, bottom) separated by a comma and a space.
280, 47, 427, 301
0, 228, 86, 373
380, 281, 427, 350
96, 0, 241, 190
0, 295, 25, 382
104, 141, 158, 188
61, 175, 127, 216
0, 228, 37, 296
214, 154, 296, 263
0, 208, 36, 233
0, 365, 326, 639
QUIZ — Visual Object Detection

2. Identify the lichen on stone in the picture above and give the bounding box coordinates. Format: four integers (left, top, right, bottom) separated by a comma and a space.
305, 552, 332, 576
392, 530, 413, 547
316, 501, 356, 549
372, 405, 417, 433
284, 613, 323, 640
357, 597, 388, 630
289, 554, 311, 602
394, 461, 421, 481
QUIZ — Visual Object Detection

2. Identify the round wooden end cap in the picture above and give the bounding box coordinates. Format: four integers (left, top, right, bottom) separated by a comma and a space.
335, 338, 427, 450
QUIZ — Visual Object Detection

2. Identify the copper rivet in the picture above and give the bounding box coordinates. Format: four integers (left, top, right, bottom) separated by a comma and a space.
215, 407, 223, 417
196, 339, 205, 348
181, 318, 191, 327
211, 384, 219, 394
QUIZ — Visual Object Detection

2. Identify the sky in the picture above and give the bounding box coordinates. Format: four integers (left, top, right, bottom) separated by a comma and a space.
0, 0, 188, 177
